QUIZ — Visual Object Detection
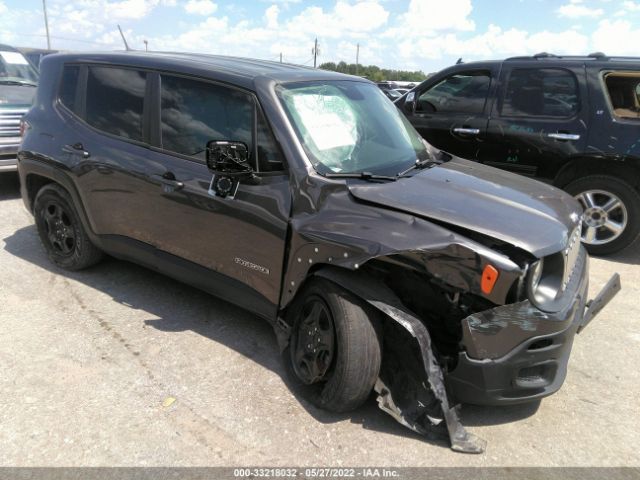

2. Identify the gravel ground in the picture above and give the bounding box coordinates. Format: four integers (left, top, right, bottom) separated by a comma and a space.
1, 171, 638, 467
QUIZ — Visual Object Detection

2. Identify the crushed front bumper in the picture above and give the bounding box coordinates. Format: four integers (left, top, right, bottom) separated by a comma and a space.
447, 252, 621, 405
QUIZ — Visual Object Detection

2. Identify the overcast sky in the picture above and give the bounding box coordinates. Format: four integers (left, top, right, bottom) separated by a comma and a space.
1, 0, 638, 72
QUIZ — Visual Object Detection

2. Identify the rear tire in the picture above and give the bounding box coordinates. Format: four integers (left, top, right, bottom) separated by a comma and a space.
565, 175, 640, 255
34, 184, 103, 270
284, 279, 382, 413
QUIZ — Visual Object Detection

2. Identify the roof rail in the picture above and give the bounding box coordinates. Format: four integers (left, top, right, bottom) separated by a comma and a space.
505, 52, 640, 62
533, 52, 557, 59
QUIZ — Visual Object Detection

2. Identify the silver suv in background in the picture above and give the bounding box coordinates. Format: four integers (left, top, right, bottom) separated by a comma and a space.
0, 44, 38, 172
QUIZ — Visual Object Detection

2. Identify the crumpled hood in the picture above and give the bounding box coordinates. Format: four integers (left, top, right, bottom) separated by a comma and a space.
347, 157, 582, 257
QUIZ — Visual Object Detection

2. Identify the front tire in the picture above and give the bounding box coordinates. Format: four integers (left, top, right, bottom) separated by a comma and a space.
566, 175, 640, 255
34, 184, 103, 270
284, 279, 382, 413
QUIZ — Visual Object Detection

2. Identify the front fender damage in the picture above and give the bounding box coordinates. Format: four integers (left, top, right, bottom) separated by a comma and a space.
314, 267, 486, 454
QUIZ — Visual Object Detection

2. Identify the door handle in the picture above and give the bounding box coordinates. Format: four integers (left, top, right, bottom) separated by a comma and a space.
154, 172, 184, 191
62, 143, 90, 158
548, 132, 580, 141
453, 127, 480, 135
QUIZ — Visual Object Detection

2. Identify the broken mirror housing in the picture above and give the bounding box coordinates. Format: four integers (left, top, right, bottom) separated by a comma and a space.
205, 140, 252, 176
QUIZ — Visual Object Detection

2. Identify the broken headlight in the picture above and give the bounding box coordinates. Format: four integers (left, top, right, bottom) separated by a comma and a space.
527, 252, 564, 312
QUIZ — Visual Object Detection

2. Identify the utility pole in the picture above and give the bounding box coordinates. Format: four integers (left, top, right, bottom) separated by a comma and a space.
312, 38, 319, 68
144, 40, 148, 51
42, 0, 51, 49
355, 43, 360, 76
280, 52, 282, 63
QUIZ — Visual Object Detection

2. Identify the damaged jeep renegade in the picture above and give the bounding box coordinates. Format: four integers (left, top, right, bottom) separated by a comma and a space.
18, 52, 620, 453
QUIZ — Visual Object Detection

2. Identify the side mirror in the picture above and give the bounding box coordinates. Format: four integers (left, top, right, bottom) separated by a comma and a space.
206, 140, 254, 177
404, 91, 416, 114
206, 140, 258, 198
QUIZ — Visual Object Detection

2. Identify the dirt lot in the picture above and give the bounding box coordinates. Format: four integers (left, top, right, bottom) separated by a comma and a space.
1, 171, 638, 467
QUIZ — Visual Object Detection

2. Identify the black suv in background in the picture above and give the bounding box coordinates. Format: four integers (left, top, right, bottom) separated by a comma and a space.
18, 52, 619, 453
397, 53, 640, 255
0, 44, 38, 172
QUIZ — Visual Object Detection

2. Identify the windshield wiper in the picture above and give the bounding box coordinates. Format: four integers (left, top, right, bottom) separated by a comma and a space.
324, 171, 398, 182
0, 79, 37, 87
397, 158, 441, 177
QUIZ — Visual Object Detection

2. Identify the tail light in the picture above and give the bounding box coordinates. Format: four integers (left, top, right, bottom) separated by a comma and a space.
20, 119, 30, 137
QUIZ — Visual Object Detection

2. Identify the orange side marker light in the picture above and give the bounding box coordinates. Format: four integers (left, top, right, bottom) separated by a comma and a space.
481, 265, 499, 294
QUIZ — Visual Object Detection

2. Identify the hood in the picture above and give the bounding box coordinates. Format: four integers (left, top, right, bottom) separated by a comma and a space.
347, 157, 581, 257
0, 84, 37, 106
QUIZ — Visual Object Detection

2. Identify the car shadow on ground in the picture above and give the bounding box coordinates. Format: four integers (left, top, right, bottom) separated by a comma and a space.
0, 172, 20, 200
3, 215, 541, 450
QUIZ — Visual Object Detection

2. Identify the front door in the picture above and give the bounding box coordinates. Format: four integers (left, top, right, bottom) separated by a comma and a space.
404, 69, 494, 161
140, 73, 292, 318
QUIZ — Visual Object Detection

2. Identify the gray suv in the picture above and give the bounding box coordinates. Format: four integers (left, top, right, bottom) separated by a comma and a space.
0, 44, 38, 172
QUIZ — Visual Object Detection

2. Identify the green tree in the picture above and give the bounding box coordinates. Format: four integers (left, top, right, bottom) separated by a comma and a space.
319, 62, 428, 82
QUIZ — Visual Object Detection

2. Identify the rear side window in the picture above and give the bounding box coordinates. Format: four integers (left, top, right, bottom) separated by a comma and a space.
501, 68, 578, 118
160, 75, 253, 160
417, 71, 491, 114
85, 67, 146, 142
59, 65, 79, 112
604, 71, 640, 120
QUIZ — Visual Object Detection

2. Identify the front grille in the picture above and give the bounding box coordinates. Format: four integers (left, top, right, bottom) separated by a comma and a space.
0, 108, 28, 137
561, 225, 581, 291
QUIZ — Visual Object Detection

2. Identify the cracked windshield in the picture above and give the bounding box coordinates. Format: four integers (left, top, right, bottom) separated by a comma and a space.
277, 81, 428, 175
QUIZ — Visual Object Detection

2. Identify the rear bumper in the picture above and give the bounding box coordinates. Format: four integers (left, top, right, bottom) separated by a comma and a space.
0, 137, 20, 171
447, 251, 620, 405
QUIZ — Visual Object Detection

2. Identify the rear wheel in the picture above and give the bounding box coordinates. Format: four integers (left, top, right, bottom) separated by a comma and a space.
284, 279, 382, 413
34, 184, 103, 270
566, 175, 640, 255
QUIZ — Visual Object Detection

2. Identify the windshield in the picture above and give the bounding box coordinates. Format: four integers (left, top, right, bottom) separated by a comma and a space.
0, 51, 39, 84
277, 80, 429, 176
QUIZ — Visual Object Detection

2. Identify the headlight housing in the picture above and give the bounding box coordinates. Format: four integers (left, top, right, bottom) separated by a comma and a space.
527, 225, 582, 312
527, 253, 564, 311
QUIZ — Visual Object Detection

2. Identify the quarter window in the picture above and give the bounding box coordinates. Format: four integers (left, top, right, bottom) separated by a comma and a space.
501, 68, 578, 118
59, 65, 79, 113
417, 71, 491, 114
604, 71, 640, 120
85, 67, 146, 142
160, 75, 253, 160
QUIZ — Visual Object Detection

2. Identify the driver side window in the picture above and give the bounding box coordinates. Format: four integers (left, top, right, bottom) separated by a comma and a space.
160, 75, 253, 160
159, 74, 285, 172
417, 71, 491, 114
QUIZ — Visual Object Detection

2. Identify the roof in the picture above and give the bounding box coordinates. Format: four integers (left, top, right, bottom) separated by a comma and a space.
0, 44, 20, 52
43, 50, 364, 90
449, 52, 640, 68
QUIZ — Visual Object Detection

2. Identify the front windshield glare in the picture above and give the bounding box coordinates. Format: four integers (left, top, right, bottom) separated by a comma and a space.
0, 51, 39, 84
277, 81, 428, 175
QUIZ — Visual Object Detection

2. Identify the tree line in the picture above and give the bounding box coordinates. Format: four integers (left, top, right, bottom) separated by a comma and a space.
319, 61, 428, 82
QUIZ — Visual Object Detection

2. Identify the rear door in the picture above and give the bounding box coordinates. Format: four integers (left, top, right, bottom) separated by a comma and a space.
402, 67, 496, 160
479, 63, 589, 180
